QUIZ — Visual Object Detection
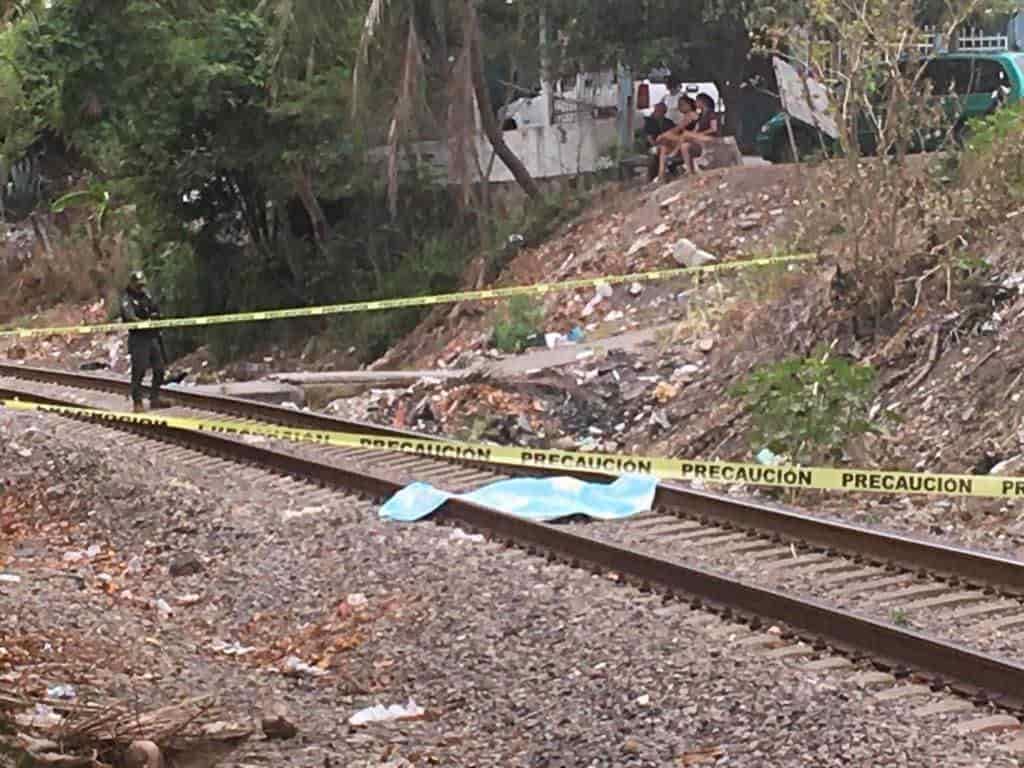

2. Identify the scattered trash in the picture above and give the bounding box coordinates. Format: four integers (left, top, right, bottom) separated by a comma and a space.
628, 282, 645, 296
635, 693, 651, 706
566, 326, 585, 343
989, 455, 1024, 476
1001, 272, 1024, 292
348, 699, 425, 727
650, 410, 671, 430
282, 655, 328, 678
154, 598, 174, 620
544, 331, 580, 349
756, 448, 782, 466
0, 573, 22, 584
280, 506, 325, 523
653, 222, 670, 236
605, 310, 625, 323
346, 593, 369, 608
581, 283, 614, 318
62, 544, 102, 564
449, 528, 486, 544
210, 640, 258, 657
671, 365, 701, 382
46, 684, 77, 700
653, 381, 679, 404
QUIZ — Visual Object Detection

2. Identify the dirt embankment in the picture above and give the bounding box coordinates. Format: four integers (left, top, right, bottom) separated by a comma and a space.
336, 157, 1024, 548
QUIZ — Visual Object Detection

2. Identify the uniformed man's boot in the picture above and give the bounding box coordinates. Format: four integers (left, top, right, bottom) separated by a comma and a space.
133, 401, 145, 413
149, 398, 168, 410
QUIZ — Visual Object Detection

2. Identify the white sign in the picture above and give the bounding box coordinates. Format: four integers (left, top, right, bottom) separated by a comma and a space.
773, 56, 838, 140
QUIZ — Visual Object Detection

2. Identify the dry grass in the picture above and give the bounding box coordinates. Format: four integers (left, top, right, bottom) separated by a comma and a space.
0, 212, 130, 324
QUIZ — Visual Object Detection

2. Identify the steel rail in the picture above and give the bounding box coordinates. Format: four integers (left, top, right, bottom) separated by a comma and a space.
4, 362, 1024, 595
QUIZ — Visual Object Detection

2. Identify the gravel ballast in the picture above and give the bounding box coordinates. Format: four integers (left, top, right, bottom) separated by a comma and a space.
1, 409, 1021, 767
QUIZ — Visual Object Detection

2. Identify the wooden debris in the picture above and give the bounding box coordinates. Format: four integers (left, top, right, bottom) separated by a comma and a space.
0, 693, 250, 768
906, 327, 941, 391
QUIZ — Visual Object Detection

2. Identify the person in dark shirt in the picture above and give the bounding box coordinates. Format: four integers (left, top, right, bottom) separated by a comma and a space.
120, 271, 166, 412
693, 93, 720, 137
643, 102, 676, 146
643, 102, 676, 180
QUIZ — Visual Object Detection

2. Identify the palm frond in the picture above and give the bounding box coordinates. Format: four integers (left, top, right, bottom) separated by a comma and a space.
353, 0, 393, 109
387, 18, 427, 217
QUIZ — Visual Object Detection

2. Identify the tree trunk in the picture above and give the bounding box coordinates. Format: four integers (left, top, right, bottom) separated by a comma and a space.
718, 21, 752, 142
294, 162, 328, 243
466, 1, 540, 199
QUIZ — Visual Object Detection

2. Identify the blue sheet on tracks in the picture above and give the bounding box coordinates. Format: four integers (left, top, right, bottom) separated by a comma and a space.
379, 474, 658, 523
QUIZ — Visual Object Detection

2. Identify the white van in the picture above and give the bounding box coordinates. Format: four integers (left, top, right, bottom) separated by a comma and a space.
635, 80, 724, 120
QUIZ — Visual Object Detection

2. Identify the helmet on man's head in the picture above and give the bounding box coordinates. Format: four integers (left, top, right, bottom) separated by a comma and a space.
128, 270, 147, 287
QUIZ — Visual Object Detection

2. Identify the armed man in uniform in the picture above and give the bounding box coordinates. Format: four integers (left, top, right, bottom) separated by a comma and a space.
121, 271, 166, 412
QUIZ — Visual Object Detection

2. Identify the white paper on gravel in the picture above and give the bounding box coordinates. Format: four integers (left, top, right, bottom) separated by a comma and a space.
380, 474, 658, 523
348, 699, 425, 726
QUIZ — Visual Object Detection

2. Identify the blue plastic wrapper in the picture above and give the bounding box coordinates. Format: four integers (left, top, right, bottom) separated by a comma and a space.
380, 474, 658, 523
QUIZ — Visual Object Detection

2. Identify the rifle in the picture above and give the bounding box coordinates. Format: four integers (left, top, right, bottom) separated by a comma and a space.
156, 332, 188, 385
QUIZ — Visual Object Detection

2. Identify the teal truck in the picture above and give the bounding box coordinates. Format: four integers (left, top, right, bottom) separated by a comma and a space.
756, 52, 1024, 162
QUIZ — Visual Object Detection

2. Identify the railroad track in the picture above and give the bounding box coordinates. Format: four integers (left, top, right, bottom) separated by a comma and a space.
4, 360, 1024, 735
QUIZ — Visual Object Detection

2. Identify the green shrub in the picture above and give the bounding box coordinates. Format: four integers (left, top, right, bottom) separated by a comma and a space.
334, 233, 470, 361
492, 295, 543, 353
731, 348, 878, 465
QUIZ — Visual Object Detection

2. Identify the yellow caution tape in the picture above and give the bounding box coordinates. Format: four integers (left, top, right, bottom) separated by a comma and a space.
4, 396, 1023, 499
0, 253, 815, 338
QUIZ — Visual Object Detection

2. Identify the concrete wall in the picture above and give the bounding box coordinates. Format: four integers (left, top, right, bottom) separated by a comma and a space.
369, 117, 620, 186
477, 118, 619, 183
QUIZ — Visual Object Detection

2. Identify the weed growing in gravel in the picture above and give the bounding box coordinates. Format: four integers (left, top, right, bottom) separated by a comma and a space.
731, 346, 879, 465
890, 608, 910, 627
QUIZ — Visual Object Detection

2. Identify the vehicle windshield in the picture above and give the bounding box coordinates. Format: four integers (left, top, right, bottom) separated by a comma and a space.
914, 57, 1008, 96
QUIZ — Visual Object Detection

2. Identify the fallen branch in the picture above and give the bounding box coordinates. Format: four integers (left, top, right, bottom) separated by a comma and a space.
960, 347, 999, 381
895, 264, 942, 310
907, 327, 941, 391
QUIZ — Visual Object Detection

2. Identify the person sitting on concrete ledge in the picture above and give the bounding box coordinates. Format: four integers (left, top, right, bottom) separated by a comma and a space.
643, 103, 676, 147
655, 96, 708, 181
